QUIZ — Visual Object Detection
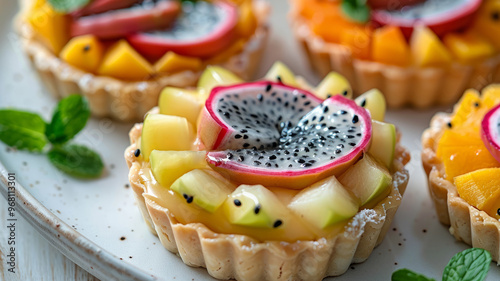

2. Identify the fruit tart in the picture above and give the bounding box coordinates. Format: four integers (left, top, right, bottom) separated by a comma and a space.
290, 0, 500, 108
422, 85, 500, 263
15, 0, 269, 121
125, 63, 410, 280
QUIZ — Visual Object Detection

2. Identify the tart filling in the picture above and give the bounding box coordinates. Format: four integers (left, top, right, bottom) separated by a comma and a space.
422, 85, 500, 262
125, 64, 410, 279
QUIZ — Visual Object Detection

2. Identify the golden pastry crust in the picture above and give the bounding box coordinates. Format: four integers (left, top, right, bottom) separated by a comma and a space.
289, 2, 500, 109
422, 113, 500, 263
14, 0, 270, 122
125, 122, 410, 280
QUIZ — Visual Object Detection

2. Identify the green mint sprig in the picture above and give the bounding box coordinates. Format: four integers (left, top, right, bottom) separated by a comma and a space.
341, 0, 371, 23
392, 248, 492, 281
0, 95, 104, 179
48, 0, 91, 13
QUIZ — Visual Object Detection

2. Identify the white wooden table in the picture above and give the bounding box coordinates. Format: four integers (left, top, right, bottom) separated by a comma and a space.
0, 199, 99, 281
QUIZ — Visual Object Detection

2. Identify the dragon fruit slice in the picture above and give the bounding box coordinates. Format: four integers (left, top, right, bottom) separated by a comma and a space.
127, 0, 238, 59
481, 104, 500, 163
372, 0, 482, 38
200, 82, 372, 189
71, 0, 180, 39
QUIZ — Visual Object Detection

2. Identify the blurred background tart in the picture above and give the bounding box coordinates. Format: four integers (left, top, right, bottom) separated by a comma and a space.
15, 0, 269, 121
422, 85, 500, 262
290, 0, 500, 108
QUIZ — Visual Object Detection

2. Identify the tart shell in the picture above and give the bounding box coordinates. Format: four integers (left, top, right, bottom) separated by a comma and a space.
422, 113, 500, 263
125, 123, 410, 280
289, 3, 500, 109
15, 0, 270, 122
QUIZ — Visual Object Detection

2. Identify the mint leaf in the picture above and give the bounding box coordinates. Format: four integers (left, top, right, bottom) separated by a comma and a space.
341, 0, 370, 23
0, 109, 47, 151
47, 0, 91, 13
392, 269, 435, 281
48, 144, 104, 178
442, 248, 491, 281
46, 95, 90, 145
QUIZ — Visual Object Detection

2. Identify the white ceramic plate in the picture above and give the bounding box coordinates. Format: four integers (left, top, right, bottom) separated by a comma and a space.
0, 1, 499, 280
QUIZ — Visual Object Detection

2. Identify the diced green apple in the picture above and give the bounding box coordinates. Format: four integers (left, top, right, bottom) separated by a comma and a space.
288, 176, 359, 229
223, 185, 288, 228
159, 87, 203, 126
368, 120, 396, 169
339, 154, 392, 206
171, 169, 235, 213
355, 89, 386, 121
197, 66, 243, 95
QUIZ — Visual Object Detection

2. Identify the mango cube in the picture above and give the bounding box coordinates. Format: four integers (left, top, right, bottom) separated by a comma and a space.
443, 32, 494, 63
98, 40, 153, 80
154, 52, 203, 74
411, 26, 452, 67
340, 27, 372, 60
372, 26, 410, 66
60, 35, 104, 73
455, 168, 500, 219
27, 3, 70, 54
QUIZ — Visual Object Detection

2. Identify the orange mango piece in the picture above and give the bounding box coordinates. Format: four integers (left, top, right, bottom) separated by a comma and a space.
60, 35, 105, 73
27, 3, 70, 54
297, 0, 340, 20
235, 0, 257, 38
154, 52, 203, 74
98, 40, 153, 80
340, 27, 372, 60
372, 26, 410, 66
455, 168, 500, 219
411, 26, 452, 67
472, 1, 500, 49
437, 127, 500, 179
443, 32, 495, 63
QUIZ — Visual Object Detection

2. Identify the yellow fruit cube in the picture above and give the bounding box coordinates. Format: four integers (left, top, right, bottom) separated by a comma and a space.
443, 32, 494, 63
60, 35, 104, 73
372, 26, 410, 66
98, 40, 153, 80
27, 3, 70, 54
472, 1, 500, 49
411, 26, 452, 67
455, 168, 500, 219
235, 0, 257, 38
481, 84, 500, 108
149, 151, 209, 189
141, 114, 196, 161
154, 52, 203, 73
159, 87, 203, 126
